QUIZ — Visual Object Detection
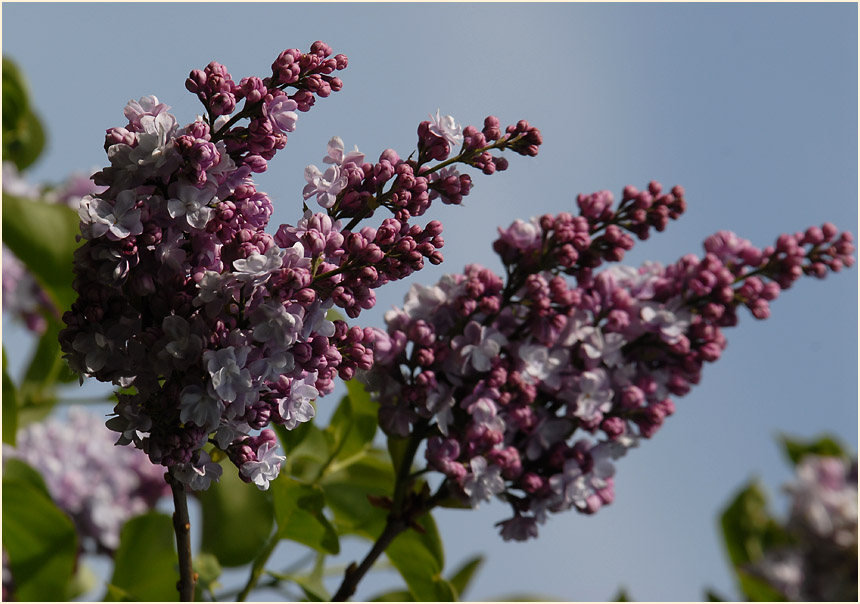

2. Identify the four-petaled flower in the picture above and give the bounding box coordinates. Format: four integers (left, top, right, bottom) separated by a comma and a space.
265, 96, 299, 133
323, 136, 365, 167
462, 456, 505, 507
79, 190, 143, 240
240, 442, 286, 490
203, 346, 253, 402
167, 181, 216, 229
428, 110, 463, 147
302, 163, 348, 209
453, 321, 507, 373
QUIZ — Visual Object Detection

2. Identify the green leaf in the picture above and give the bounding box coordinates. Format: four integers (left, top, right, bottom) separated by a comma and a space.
109, 512, 178, 601
198, 461, 275, 567
271, 475, 340, 554
2, 57, 29, 130
193, 552, 222, 601
2, 475, 77, 601
3, 350, 19, 445
67, 564, 99, 601
719, 481, 793, 601
435, 494, 473, 509
299, 552, 331, 601
612, 586, 632, 601
325, 380, 378, 465
345, 378, 378, 417
779, 433, 848, 466
1, 459, 49, 495
320, 450, 394, 536
371, 589, 415, 601
386, 512, 456, 602
280, 421, 332, 483
704, 587, 728, 601
22, 319, 78, 389
387, 435, 410, 479
266, 569, 331, 602
2, 194, 80, 313
492, 593, 561, 601
13, 321, 79, 424
104, 584, 135, 602
6, 108, 45, 171
447, 554, 484, 600
274, 418, 313, 456
2, 57, 45, 170
736, 571, 788, 602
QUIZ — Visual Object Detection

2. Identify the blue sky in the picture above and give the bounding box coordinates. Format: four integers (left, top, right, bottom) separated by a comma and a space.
2, 2, 857, 601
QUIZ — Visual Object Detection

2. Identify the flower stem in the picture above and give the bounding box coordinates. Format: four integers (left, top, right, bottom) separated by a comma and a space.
331, 515, 408, 602
331, 423, 427, 601
236, 532, 279, 602
167, 472, 197, 602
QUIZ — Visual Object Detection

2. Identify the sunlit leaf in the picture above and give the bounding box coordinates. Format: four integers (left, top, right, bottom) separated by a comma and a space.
719, 481, 793, 601
281, 421, 332, 483
22, 319, 78, 389
1, 459, 49, 494
2, 57, 45, 170
326, 380, 378, 464
274, 419, 313, 457
109, 512, 178, 602
385, 512, 455, 601
267, 569, 331, 602
193, 552, 222, 601
67, 564, 99, 601
320, 450, 394, 537
492, 593, 561, 601
779, 433, 848, 466
2, 57, 28, 130
198, 461, 275, 567
14, 321, 79, 424
2, 194, 80, 313
447, 554, 484, 600
5, 108, 45, 170
271, 475, 339, 554
2, 475, 77, 601
104, 584, 135, 602
736, 571, 788, 602
387, 435, 410, 479
371, 589, 415, 601
2, 349, 19, 445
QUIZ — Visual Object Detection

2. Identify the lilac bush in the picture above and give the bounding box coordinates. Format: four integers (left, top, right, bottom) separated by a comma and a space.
3, 406, 168, 553
57, 41, 542, 493
37, 39, 853, 601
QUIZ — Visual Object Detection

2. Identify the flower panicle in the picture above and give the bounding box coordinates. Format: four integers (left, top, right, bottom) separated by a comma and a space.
361, 182, 854, 541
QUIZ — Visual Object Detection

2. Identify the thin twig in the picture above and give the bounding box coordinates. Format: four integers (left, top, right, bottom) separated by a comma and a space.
167, 472, 197, 602
236, 532, 279, 602
331, 422, 429, 602
331, 516, 409, 602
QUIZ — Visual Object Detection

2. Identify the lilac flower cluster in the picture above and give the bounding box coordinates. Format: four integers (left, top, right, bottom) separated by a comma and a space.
749, 455, 857, 601
1, 163, 105, 333
3, 407, 168, 553
59, 43, 542, 491
362, 181, 854, 540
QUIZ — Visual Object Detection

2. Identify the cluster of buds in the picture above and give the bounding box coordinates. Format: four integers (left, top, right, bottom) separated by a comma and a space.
59, 43, 542, 491
362, 181, 854, 540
